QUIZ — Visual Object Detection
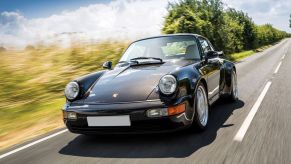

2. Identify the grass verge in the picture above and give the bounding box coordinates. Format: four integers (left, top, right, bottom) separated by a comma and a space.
227, 44, 272, 62
0, 41, 129, 151
0, 99, 64, 150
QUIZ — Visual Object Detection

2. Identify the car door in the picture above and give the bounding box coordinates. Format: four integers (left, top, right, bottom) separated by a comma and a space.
198, 37, 221, 101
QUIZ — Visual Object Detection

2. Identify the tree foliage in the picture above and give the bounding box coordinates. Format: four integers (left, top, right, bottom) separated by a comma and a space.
163, 0, 290, 55
256, 24, 288, 46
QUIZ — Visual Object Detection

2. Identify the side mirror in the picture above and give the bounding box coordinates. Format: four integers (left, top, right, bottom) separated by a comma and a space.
217, 51, 224, 57
103, 61, 112, 69
206, 50, 219, 59
204, 51, 218, 63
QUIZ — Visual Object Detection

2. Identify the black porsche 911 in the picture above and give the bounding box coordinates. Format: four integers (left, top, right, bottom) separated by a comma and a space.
63, 34, 238, 134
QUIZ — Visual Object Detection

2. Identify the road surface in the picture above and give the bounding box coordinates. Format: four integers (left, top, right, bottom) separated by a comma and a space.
1, 39, 291, 164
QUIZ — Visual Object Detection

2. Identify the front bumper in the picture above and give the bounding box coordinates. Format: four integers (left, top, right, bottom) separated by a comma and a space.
63, 100, 192, 134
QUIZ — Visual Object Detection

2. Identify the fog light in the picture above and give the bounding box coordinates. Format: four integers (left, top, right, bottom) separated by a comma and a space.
67, 112, 77, 120
146, 108, 168, 118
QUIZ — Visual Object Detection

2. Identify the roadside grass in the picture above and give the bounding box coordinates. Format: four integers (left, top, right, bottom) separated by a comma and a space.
0, 41, 129, 150
0, 98, 64, 149
227, 50, 256, 62
227, 44, 272, 62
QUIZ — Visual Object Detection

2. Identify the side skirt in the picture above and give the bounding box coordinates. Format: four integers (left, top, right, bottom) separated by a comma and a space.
208, 93, 220, 106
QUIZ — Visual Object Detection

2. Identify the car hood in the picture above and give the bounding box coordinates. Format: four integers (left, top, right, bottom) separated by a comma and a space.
83, 60, 194, 104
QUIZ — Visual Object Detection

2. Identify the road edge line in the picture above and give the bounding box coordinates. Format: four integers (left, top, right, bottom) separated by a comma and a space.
0, 129, 68, 160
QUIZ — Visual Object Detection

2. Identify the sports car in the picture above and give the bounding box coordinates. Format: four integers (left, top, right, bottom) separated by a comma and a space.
62, 34, 238, 134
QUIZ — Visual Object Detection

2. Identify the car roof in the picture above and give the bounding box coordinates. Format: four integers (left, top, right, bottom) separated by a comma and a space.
133, 33, 205, 43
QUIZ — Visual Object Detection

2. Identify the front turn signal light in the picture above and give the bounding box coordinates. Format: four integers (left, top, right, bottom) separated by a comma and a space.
168, 103, 186, 116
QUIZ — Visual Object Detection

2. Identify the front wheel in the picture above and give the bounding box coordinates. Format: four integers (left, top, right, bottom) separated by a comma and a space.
192, 83, 209, 131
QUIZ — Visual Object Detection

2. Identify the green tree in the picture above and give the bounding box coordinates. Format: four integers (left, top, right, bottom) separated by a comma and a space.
163, 0, 225, 50
227, 9, 256, 49
255, 24, 287, 46
222, 11, 244, 53
163, 0, 289, 55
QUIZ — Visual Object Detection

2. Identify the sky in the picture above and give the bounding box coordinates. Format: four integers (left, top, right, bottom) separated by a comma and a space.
0, 0, 112, 18
0, 0, 290, 48
223, 0, 291, 33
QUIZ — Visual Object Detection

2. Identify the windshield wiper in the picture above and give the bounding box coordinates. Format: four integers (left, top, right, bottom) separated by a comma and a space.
117, 57, 163, 67
130, 57, 163, 62
117, 60, 138, 64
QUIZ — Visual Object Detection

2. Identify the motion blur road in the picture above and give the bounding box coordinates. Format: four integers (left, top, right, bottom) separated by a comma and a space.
1, 39, 291, 164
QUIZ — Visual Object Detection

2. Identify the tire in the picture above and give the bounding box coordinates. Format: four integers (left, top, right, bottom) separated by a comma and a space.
229, 70, 238, 102
192, 83, 209, 131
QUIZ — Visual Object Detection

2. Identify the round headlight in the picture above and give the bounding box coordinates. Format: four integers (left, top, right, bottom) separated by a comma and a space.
158, 75, 177, 95
65, 82, 80, 100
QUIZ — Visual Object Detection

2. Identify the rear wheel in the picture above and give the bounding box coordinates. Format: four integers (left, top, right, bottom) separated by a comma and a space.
192, 83, 209, 131
229, 70, 238, 101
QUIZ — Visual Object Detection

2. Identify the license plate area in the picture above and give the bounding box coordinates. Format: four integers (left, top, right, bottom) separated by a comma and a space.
87, 115, 131, 127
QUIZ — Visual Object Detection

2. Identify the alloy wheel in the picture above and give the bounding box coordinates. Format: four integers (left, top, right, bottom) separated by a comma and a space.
196, 85, 209, 127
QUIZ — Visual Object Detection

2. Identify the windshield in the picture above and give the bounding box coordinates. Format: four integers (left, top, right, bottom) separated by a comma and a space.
119, 35, 201, 62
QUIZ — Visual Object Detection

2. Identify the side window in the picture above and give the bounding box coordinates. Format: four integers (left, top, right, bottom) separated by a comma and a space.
199, 38, 212, 54
207, 40, 215, 51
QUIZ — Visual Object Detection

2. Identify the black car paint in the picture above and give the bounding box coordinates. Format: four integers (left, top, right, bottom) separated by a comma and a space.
64, 34, 236, 134
73, 70, 107, 100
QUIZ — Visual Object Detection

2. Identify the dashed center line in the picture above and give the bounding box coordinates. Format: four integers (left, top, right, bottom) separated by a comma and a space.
274, 61, 282, 74
234, 53, 286, 142
234, 81, 272, 142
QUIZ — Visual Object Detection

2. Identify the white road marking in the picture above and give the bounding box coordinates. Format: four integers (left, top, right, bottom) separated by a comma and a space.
281, 54, 285, 60
234, 81, 272, 142
0, 129, 68, 159
274, 61, 282, 74
208, 86, 219, 95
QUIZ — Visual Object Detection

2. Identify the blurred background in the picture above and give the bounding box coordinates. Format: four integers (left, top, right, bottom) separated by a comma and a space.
0, 0, 290, 150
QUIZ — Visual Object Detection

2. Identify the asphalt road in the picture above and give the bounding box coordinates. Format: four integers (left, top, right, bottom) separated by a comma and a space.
1, 39, 291, 164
